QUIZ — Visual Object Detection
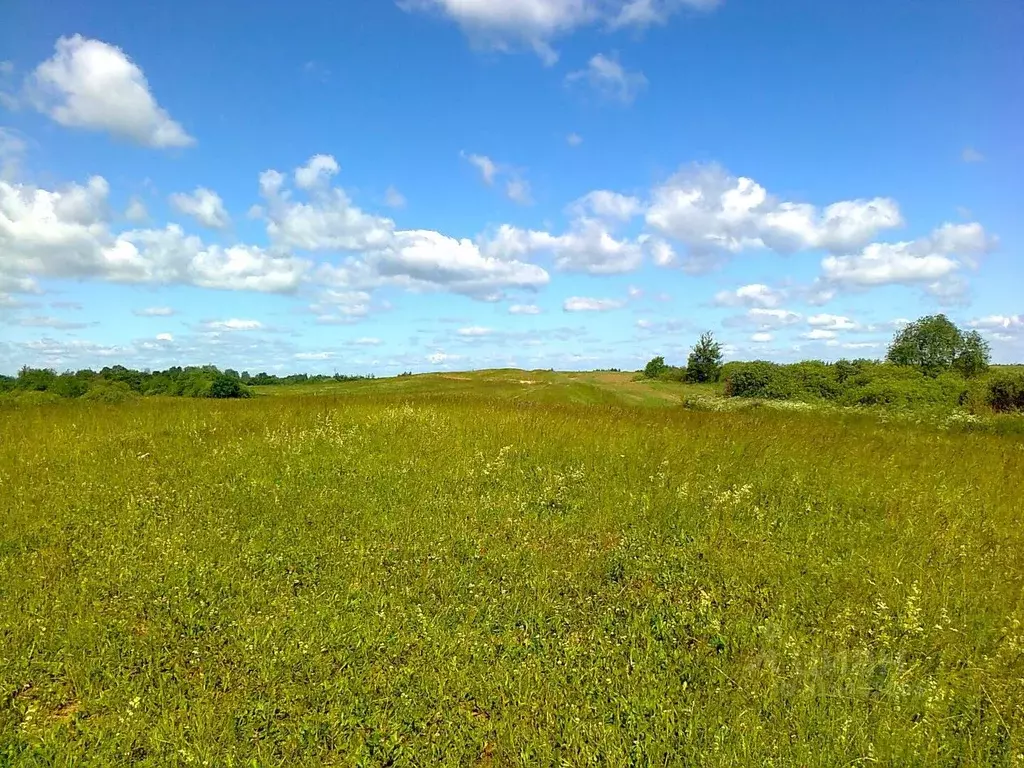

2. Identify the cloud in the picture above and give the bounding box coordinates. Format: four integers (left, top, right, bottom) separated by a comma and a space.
133, 306, 175, 317
482, 220, 643, 274
801, 329, 837, 340
259, 165, 394, 252
566, 53, 647, 104
505, 176, 533, 205
294, 154, 340, 190
567, 132, 583, 146
563, 296, 625, 312
646, 164, 903, 270
713, 283, 786, 308
509, 303, 541, 315
384, 186, 406, 209
0, 127, 27, 179
354, 337, 383, 345
818, 222, 995, 296
643, 237, 677, 268
201, 319, 264, 332
15, 315, 92, 330
457, 326, 492, 336
106, 225, 309, 292
0, 175, 113, 282
961, 147, 984, 163
807, 313, 857, 330
461, 152, 531, 204
427, 351, 459, 365
124, 196, 148, 222
294, 351, 333, 360
368, 229, 549, 297
969, 315, 1022, 330
169, 187, 230, 229
27, 35, 193, 148
570, 190, 642, 221
406, 0, 719, 63
751, 332, 773, 343
309, 290, 372, 323
723, 307, 802, 330
156, 333, 173, 342
462, 152, 499, 185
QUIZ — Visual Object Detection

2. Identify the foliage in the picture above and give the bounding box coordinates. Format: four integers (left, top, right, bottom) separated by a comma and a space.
80, 381, 138, 404
685, 331, 723, 383
208, 373, 251, 399
886, 314, 990, 377
643, 355, 668, 379
2, 365, 262, 400
0, 385, 1022, 764
987, 371, 1024, 413
723, 361, 796, 399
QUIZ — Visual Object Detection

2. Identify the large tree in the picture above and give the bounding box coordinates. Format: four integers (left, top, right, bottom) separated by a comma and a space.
686, 331, 724, 383
886, 314, 990, 377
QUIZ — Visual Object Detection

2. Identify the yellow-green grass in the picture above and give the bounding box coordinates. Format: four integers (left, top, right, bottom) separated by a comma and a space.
1, 379, 1022, 765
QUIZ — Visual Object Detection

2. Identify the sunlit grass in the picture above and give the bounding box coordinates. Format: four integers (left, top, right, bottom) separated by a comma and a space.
1, 375, 1022, 765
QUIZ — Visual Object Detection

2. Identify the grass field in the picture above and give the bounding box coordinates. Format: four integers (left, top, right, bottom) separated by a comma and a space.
2, 370, 1023, 765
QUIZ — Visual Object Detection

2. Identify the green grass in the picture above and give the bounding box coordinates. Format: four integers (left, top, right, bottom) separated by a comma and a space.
2, 371, 1023, 765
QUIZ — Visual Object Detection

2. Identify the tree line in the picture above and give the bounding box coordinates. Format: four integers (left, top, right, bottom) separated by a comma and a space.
643, 315, 1024, 413
0, 366, 374, 402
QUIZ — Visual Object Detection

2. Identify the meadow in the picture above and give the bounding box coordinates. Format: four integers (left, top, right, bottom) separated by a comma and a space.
2, 370, 1023, 766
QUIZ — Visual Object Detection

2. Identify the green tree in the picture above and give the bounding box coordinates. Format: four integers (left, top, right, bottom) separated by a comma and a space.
643, 356, 668, 379
954, 330, 991, 378
886, 314, 990, 377
208, 374, 249, 399
686, 332, 724, 383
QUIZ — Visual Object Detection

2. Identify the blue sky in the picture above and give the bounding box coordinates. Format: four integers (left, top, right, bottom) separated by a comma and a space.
1, 0, 1021, 375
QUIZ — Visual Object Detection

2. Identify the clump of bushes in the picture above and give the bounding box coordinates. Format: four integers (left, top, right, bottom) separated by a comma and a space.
641, 356, 687, 382
987, 371, 1024, 413
81, 381, 138, 404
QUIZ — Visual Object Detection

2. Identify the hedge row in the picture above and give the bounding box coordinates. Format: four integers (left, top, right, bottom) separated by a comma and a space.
722, 360, 1024, 412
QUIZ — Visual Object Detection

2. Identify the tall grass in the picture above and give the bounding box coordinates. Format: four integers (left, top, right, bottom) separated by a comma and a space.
1, 387, 1022, 765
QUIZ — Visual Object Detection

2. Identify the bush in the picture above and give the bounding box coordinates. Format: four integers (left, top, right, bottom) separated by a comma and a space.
0, 390, 64, 407
208, 374, 251, 399
643, 356, 668, 379
81, 382, 138, 404
838, 370, 967, 409
987, 372, 1024, 413
723, 362, 796, 400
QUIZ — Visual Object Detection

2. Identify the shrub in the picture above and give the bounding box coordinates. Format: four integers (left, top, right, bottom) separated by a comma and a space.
723, 361, 795, 400
839, 369, 967, 409
987, 372, 1024, 413
81, 381, 138, 404
788, 361, 842, 400
643, 356, 668, 379
208, 374, 251, 399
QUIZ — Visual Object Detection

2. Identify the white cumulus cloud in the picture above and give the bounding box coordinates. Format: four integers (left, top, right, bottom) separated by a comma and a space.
646, 164, 903, 270
27, 35, 194, 148
294, 154, 340, 190
169, 187, 230, 229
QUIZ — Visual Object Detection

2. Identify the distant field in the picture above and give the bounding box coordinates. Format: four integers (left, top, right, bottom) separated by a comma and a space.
2, 371, 1023, 765
254, 368, 709, 406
